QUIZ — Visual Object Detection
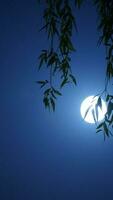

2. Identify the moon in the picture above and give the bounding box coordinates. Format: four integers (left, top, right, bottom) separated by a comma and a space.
80, 96, 107, 123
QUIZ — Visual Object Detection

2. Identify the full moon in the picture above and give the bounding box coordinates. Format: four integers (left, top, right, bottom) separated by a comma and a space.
80, 96, 107, 123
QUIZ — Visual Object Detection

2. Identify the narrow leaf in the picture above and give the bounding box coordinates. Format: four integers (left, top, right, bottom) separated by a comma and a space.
96, 129, 102, 133
50, 97, 55, 111
96, 122, 104, 129
51, 91, 57, 99
69, 74, 77, 85
84, 105, 92, 120
107, 101, 113, 118
60, 78, 68, 88
97, 97, 102, 109
95, 104, 99, 122
92, 109, 97, 123
106, 95, 109, 102
53, 88, 62, 96
103, 122, 109, 137
43, 97, 50, 109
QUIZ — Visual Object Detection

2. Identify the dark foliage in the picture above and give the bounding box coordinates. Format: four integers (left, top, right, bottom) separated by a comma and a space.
37, 0, 113, 139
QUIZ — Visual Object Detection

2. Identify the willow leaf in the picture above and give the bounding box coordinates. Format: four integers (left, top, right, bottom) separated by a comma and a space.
69, 74, 77, 86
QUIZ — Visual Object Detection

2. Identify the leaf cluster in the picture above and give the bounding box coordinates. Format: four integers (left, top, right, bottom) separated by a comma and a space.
37, 0, 80, 110
84, 96, 102, 124
42, 86, 62, 111
37, 0, 113, 139
94, 0, 113, 138
96, 96, 113, 140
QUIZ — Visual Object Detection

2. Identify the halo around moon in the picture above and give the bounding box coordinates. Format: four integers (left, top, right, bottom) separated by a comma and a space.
80, 96, 107, 124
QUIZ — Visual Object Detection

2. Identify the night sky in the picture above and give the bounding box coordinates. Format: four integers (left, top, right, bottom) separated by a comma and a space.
1, 1, 113, 200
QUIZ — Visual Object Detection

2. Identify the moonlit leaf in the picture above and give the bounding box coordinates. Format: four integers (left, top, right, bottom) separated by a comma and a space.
109, 115, 113, 125
107, 101, 113, 118
92, 109, 97, 123
96, 122, 104, 129
97, 97, 102, 109
95, 104, 99, 122
84, 104, 92, 120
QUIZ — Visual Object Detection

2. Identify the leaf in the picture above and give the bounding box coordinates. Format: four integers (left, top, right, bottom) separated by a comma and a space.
39, 23, 49, 32
107, 101, 113, 118
95, 104, 99, 122
36, 80, 46, 84
96, 122, 104, 129
51, 91, 57, 99
84, 104, 92, 120
96, 129, 102, 133
106, 95, 110, 102
43, 97, 50, 109
97, 97, 102, 109
103, 122, 109, 137
44, 88, 51, 95
108, 45, 113, 58
38, 50, 48, 70
36, 80, 48, 88
69, 74, 77, 85
92, 109, 97, 123
47, 55, 55, 66
106, 62, 113, 79
52, 88, 62, 96
50, 97, 55, 111
60, 78, 68, 88
38, 60, 42, 70
109, 95, 113, 100
95, 97, 102, 121
105, 115, 111, 123
109, 115, 113, 126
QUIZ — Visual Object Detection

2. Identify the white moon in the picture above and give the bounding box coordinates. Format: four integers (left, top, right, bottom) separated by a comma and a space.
80, 96, 107, 123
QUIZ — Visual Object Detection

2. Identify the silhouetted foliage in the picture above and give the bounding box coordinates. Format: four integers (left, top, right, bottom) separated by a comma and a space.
37, 0, 113, 139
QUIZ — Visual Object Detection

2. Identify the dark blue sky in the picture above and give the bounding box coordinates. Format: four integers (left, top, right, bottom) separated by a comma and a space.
1, 1, 113, 200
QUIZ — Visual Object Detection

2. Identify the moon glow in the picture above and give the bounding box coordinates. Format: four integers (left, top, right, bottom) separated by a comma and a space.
80, 96, 107, 124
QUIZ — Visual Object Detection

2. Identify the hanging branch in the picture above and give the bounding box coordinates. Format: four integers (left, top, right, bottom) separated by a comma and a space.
37, 0, 113, 139
37, 0, 82, 111
94, 0, 113, 139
